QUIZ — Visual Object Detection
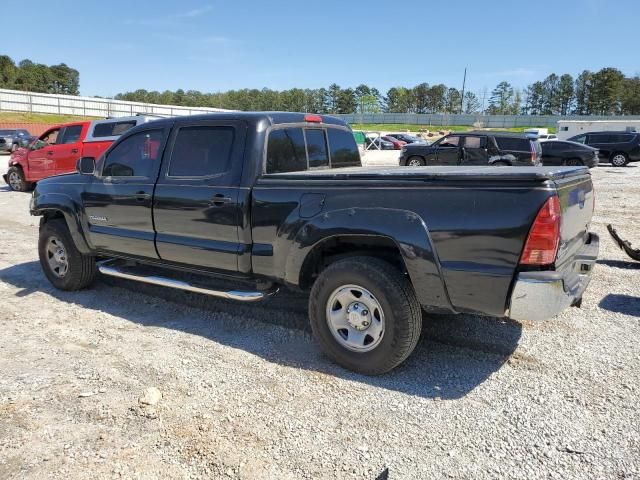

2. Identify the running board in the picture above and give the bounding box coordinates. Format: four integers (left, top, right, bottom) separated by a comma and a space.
97, 261, 277, 302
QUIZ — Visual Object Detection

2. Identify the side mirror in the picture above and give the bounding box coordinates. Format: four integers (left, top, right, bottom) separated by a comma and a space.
77, 157, 96, 175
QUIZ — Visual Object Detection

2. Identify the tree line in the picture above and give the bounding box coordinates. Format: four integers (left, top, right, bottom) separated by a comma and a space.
1, 53, 639, 116
113, 67, 640, 116
0, 55, 80, 95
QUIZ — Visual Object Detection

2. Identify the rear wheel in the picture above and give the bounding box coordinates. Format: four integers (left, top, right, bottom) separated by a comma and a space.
407, 156, 425, 167
38, 219, 97, 291
309, 257, 422, 375
6, 167, 31, 192
611, 152, 628, 167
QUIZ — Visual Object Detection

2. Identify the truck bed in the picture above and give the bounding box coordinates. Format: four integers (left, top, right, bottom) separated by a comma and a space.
265, 165, 591, 182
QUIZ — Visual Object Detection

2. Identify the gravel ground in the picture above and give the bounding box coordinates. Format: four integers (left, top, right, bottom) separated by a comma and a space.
0, 164, 639, 480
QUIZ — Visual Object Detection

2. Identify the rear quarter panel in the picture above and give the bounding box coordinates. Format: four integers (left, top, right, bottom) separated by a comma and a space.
251, 177, 553, 317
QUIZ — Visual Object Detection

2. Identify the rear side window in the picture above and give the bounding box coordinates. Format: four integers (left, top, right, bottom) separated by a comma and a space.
328, 128, 360, 168
168, 126, 234, 177
589, 134, 613, 143
60, 125, 83, 144
611, 134, 633, 143
93, 120, 137, 138
103, 129, 163, 177
266, 128, 307, 174
495, 137, 530, 151
462, 136, 485, 148
305, 129, 329, 169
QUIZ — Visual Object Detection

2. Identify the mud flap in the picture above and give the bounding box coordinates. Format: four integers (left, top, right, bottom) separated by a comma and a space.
607, 224, 640, 262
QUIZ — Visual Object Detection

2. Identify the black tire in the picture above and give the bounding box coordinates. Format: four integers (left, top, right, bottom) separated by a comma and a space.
565, 158, 583, 166
309, 257, 422, 375
406, 156, 425, 167
38, 219, 97, 291
610, 152, 628, 167
6, 166, 31, 192
492, 161, 510, 166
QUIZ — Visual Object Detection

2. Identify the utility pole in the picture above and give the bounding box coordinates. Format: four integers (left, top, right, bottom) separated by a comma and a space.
460, 67, 467, 114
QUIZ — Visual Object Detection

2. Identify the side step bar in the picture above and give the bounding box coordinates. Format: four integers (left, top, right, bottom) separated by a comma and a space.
97, 261, 278, 302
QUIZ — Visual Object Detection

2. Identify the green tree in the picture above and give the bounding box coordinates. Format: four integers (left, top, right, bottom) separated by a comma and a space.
444, 88, 462, 113
487, 81, 514, 115
0, 55, 17, 87
574, 70, 592, 115
621, 76, 640, 114
557, 74, 574, 115
463, 91, 481, 114
588, 67, 625, 115
336, 88, 356, 114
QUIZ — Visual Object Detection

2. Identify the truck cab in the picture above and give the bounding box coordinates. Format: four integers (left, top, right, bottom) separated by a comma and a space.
4, 116, 150, 191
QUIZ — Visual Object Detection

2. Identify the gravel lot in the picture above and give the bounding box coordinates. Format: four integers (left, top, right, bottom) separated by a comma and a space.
0, 163, 639, 479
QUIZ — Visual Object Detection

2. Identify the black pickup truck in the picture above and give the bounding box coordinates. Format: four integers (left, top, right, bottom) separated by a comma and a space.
30, 113, 599, 374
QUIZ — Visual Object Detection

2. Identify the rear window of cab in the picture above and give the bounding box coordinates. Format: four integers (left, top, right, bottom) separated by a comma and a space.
266, 127, 361, 174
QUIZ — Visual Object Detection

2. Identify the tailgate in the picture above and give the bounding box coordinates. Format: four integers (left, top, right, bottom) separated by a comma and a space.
553, 170, 595, 268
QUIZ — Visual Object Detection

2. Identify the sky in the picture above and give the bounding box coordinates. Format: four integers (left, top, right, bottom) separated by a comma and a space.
3, 0, 639, 98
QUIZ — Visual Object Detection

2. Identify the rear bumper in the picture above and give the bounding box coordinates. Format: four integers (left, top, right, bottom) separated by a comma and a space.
508, 233, 599, 321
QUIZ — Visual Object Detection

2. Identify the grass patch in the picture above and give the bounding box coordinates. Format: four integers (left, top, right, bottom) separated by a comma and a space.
350, 123, 556, 134
0, 112, 100, 123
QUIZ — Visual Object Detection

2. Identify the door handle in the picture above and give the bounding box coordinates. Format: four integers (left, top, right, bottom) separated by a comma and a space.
135, 191, 151, 202
71, 148, 79, 154
46, 151, 54, 155
208, 194, 232, 206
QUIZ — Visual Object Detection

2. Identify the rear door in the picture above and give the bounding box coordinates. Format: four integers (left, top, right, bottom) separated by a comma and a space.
460, 135, 488, 165
495, 136, 534, 165
586, 133, 612, 160
541, 142, 562, 165
435, 135, 462, 165
152, 119, 247, 273
82, 126, 169, 259
53, 124, 86, 175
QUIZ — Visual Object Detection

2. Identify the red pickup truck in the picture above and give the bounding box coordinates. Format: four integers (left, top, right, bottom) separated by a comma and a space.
4, 116, 151, 191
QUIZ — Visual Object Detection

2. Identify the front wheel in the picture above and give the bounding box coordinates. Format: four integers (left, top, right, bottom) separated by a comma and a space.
38, 219, 97, 291
406, 156, 425, 167
309, 257, 422, 375
6, 167, 31, 192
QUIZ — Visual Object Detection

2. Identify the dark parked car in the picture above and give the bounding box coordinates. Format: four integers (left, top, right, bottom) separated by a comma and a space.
0, 129, 31, 153
399, 131, 542, 167
386, 133, 428, 145
568, 131, 640, 167
31, 112, 598, 374
541, 141, 599, 168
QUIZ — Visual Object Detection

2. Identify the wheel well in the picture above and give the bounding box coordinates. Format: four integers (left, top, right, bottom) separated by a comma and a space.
565, 157, 583, 165
610, 151, 627, 158
298, 235, 407, 290
41, 210, 65, 225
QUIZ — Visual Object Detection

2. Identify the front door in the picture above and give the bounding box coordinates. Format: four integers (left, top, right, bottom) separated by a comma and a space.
460, 135, 488, 165
53, 124, 86, 175
435, 135, 462, 165
27, 127, 61, 181
81, 127, 169, 259
152, 119, 247, 273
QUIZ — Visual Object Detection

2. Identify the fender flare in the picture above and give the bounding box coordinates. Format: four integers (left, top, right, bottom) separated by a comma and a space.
31, 192, 92, 254
284, 207, 455, 313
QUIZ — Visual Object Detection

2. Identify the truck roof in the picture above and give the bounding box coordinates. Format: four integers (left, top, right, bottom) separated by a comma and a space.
138, 112, 348, 128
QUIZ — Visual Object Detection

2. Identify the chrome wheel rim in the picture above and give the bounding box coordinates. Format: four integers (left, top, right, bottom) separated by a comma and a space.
326, 284, 385, 352
8, 171, 21, 190
612, 154, 626, 166
408, 158, 423, 167
46, 236, 69, 278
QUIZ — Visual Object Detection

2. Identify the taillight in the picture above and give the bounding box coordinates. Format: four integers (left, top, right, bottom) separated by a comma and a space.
304, 114, 322, 123
520, 196, 561, 266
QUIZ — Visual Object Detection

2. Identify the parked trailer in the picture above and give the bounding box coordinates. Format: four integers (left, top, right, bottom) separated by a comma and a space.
557, 120, 640, 140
